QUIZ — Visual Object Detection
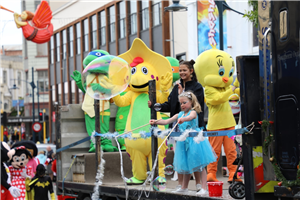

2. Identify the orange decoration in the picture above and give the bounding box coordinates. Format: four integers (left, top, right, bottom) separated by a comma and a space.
12, 0, 53, 44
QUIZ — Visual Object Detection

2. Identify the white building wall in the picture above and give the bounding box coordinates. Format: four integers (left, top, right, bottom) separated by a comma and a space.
51, 0, 110, 30
23, 0, 49, 110
171, 1, 257, 63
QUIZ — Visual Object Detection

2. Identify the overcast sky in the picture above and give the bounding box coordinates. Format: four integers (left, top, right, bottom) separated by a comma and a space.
0, 0, 22, 46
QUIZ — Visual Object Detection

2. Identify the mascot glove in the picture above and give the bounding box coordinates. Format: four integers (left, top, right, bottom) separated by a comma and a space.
160, 72, 172, 92
233, 78, 239, 88
70, 70, 82, 83
100, 76, 118, 93
9, 186, 22, 198
21, 169, 31, 179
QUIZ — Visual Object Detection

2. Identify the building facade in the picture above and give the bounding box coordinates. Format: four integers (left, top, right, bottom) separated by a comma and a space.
21, 0, 50, 140
48, 0, 257, 142
48, 0, 170, 141
0, 45, 24, 114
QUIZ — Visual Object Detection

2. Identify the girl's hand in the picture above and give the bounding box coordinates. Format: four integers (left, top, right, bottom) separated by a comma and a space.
178, 83, 183, 95
178, 118, 185, 124
149, 119, 156, 125
148, 100, 152, 108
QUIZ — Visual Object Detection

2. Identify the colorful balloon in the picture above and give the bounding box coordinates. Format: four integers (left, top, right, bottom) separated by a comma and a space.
82, 55, 130, 100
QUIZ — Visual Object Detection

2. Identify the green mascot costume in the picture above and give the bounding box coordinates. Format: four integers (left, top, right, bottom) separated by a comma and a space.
71, 50, 118, 152
114, 87, 130, 151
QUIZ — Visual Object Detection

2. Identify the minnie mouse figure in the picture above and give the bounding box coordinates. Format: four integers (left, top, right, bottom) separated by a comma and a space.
9, 146, 32, 200
1, 142, 22, 199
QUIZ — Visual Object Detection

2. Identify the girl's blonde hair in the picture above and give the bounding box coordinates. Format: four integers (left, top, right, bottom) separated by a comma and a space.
178, 91, 202, 113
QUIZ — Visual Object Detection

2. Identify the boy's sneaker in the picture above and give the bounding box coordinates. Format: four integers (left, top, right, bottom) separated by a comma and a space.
196, 184, 202, 192
172, 188, 188, 193
196, 189, 208, 196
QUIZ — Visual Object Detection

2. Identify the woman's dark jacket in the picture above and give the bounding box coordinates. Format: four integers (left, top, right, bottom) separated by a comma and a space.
160, 78, 205, 128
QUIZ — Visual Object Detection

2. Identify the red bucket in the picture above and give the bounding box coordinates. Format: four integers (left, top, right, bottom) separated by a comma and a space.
207, 181, 223, 197
57, 195, 76, 200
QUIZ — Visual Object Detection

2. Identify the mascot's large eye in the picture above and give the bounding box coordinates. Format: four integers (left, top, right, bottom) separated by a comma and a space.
229, 67, 234, 77
218, 66, 225, 76
141, 67, 148, 75
20, 155, 26, 161
15, 157, 19, 162
131, 67, 137, 75
172, 68, 175, 72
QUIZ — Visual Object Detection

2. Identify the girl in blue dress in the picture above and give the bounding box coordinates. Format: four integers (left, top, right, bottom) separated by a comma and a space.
150, 91, 216, 195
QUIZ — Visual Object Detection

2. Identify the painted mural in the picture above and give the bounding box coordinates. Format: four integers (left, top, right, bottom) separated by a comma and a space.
197, 0, 227, 54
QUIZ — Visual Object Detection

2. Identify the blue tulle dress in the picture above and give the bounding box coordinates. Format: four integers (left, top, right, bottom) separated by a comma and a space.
173, 110, 217, 174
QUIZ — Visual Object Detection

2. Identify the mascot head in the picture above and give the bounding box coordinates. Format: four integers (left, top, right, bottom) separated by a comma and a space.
118, 38, 172, 92
10, 146, 31, 169
83, 50, 109, 68
194, 47, 235, 88
12, 141, 38, 159
1, 142, 15, 162
166, 57, 180, 83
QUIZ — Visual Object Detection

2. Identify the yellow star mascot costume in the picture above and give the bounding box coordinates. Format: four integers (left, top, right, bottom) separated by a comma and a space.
111, 38, 172, 184
194, 47, 242, 183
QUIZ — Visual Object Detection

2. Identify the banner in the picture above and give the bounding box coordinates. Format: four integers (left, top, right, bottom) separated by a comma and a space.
197, 0, 227, 54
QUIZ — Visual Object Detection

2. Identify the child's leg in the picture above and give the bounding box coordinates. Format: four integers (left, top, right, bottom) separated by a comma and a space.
182, 174, 191, 189
200, 168, 207, 190
194, 172, 201, 185
178, 173, 183, 185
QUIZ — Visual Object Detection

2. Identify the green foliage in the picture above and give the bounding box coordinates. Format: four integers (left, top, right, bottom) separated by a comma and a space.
261, 120, 273, 156
243, 0, 258, 27
262, 120, 300, 187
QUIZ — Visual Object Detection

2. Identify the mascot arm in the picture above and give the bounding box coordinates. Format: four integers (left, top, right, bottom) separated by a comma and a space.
205, 86, 234, 105
1, 173, 11, 189
160, 90, 173, 112
112, 91, 132, 107
156, 90, 169, 104
48, 177, 55, 200
71, 70, 85, 93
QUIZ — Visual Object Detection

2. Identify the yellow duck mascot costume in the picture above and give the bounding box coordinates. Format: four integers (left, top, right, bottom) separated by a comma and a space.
194, 47, 242, 183
110, 38, 173, 184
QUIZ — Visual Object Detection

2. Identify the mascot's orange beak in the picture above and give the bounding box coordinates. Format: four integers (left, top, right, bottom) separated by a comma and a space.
222, 77, 229, 83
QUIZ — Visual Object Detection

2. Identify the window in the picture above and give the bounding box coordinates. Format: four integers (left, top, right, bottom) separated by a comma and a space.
83, 19, 89, 52
152, 0, 161, 26
130, 1, 137, 35
50, 36, 54, 63
34, 0, 40, 10
109, 6, 116, 42
76, 23, 81, 54
62, 30, 67, 59
37, 71, 49, 92
119, 1, 126, 39
91, 15, 97, 49
68, 26, 74, 57
56, 33, 60, 61
100, 11, 106, 46
17, 72, 21, 86
3, 71, 7, 84
141, 0, 149, 30
37, 43, 47, 56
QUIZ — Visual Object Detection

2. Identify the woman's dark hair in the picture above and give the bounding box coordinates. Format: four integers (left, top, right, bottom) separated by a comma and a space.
179, 59, 198, 82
